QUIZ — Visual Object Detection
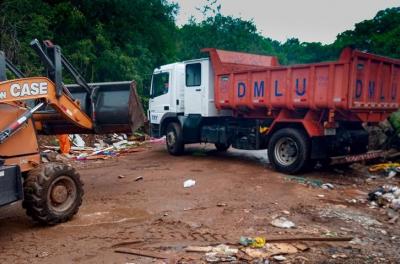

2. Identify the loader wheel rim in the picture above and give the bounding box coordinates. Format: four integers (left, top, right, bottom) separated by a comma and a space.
47, 176, 77, 213
274, 137, 299, 166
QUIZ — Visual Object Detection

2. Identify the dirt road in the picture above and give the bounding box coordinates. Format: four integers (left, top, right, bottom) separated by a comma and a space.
0, 144, 399, 263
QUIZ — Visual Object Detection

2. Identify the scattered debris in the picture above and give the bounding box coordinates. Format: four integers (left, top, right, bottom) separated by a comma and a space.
321, 183, 334, 190
272, 255, 286, 261
368, 185, 400, 223
332, 253, 348, 259
135, 176, 144, 181
203, 244, 238, 263
324, 231, 338, 237
70, 134, 85, 148
113, 139, 129, 149
41, 133, 151, 162
259, 236, 353, 243
388, 170, 397, 179
118, 175, 125, 179
217, 202, 227, 207
183, 179, 196, 188
320, 206, 382, 229
204, 252, 236, 263
270, 217, 296, 229
183, 206, 207, 211
266, 243, 298, 256
242, 248, 268, 259
285, 175, 323, 188
368, 185, 400, 210
185, 246, 213, 253
239, 236, 266, 248
349, 237, 368, 246
36, 251, 49, 258
76, 146, 114, 160
369, 162, 400, 178
239, 242, 308, 261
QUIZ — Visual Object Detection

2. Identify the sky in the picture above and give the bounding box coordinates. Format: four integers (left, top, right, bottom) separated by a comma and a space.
172, 0, 400, 44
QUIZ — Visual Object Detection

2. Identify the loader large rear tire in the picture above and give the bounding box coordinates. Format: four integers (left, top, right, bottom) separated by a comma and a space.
23, 162, 84, 225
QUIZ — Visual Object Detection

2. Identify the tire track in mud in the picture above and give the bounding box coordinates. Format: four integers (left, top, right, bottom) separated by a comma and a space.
111, 218, 230, 249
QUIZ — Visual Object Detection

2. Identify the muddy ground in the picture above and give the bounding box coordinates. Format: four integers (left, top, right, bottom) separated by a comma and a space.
0, 143, 399, 263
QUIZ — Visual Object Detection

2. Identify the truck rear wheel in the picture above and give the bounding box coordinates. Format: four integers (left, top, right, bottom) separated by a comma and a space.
23, 162, 84, 225
268, 128, 310, 174
166, 122, 184, 155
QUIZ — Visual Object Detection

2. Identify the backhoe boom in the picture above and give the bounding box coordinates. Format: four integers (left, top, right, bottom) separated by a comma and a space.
0, 77, 93, 130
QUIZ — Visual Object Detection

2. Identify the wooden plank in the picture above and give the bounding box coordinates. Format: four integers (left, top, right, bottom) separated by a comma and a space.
115, 247, 169, 259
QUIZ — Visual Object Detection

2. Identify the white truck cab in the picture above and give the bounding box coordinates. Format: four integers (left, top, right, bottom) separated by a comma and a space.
149, 58, 231, 144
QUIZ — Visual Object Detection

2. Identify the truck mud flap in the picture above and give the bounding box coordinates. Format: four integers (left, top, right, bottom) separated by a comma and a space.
35, 81, 145, 134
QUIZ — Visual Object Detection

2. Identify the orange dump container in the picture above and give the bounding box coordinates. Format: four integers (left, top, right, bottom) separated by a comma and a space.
204, 48, 400, 122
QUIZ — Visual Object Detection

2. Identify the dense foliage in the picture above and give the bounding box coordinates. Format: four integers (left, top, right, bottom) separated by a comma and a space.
0, 0, 399, 100
0, 0, 178, 92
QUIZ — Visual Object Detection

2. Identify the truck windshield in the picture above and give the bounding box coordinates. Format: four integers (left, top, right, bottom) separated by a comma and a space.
151, 72, 170, 98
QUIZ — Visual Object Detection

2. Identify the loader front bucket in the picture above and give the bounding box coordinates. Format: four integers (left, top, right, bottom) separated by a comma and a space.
35, 81, 146, 135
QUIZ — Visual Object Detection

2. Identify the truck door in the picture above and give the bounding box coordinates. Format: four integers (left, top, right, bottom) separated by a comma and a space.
184, 63, 203, 115
149, 71, 171, 125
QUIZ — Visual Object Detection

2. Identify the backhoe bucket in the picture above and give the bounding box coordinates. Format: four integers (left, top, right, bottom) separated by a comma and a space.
36, 81, 146, 134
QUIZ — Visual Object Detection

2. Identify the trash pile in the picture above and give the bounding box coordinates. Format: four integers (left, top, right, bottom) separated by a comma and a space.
182, 234, 352, 263
368, 185, 400, 223
368, 185, 400, 210
185, 239, 309, 263
41, 133, 165, 162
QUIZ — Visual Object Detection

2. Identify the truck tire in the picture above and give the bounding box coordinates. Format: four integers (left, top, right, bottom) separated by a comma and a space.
268, 128, 310, 174
22, 162, 84, 225
166, 122, 184, 155
215, 143, 230, 152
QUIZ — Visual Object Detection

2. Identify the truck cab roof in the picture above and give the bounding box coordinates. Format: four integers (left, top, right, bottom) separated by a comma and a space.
153, 58, 209, 74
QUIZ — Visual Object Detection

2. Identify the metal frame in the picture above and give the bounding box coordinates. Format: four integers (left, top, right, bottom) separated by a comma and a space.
0, 51, 26, 81
30, 39, 93, 98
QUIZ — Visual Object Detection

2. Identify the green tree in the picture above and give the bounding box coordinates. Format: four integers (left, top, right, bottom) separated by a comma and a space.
176, 0, 277, 61
334, 7, 400, 59
0, 0, 178, 87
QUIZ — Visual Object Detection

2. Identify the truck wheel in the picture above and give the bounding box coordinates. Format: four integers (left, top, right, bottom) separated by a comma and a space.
166, 122, 184, 155
215, 143, 230, 152
268, 128, 310, 174
22, 162, 84, 225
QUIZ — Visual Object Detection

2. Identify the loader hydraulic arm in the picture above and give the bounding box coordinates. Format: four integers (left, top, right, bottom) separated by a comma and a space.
0, 77, 93, 130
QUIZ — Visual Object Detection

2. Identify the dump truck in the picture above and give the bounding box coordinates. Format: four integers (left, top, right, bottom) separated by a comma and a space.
0, 40, 144, 224
148, 47, 400, 174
